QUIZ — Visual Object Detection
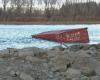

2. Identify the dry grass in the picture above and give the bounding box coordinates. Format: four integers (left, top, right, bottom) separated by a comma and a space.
0, 17, 100, 25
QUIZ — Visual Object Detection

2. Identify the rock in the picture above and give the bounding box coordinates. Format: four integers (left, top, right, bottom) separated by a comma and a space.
80, 76, 90, 80
85, 46, 100, 58
0, 44, 100, 80
81, 67, 96, 77
89, 47, 96, 50
48, 72, 54, 79
18, 47, 46, 58
6, 67, 12, 72
20, 72, 34, 80
33, 48, 47, 58
70, 50, 100, 69
7, 48, 18, 57
10, 70, 20, 77
69, 44, 91, 51
18, 48, 34, 57
25, 56, 40, 63
85, 50, 98, 57
47, 50, 63, 58
76, 50, 91, 57
51, 46, 65, 51
0, 58, 4, 61
69, 51, 89, 67
0, 49, 9, 55
16, 71, 20, 76
65, 68, 82, 78
95, 67, 100, 75
63, 49, 71, 54
91, 76, 100, 80
72, 76, 90, 80
50, 54, 71, 72
10, 70, 16, 77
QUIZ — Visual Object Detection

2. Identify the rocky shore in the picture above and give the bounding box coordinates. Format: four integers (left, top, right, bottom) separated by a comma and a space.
0, 44, 100, 80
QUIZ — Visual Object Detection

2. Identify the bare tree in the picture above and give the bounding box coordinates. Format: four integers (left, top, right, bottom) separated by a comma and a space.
49, 0, 57, 8
42, 0, 50, 9
10, 0, 26, 13
26, 0, 35, 13
56, 0, 62, 8
2, 0, 9, 12
0, 0, 100, 22
42, 0, 58, 18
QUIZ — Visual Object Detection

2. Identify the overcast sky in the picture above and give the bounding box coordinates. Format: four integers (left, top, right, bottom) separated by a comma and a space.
95, 0, 99, 2
0, 0, 100, 7
0, 0, 100, 3
74, 0, 100, 2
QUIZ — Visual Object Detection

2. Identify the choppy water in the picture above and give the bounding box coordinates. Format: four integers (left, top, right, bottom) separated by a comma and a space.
0, 24, 100, 50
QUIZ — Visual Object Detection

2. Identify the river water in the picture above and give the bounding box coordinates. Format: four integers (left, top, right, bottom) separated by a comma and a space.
0, 24, 99, 49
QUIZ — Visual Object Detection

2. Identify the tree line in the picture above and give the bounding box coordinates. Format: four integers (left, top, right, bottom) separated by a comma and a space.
0, 0, 100, 22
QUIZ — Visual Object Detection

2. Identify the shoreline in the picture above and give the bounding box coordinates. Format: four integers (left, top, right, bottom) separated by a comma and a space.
0, 21, 100, 25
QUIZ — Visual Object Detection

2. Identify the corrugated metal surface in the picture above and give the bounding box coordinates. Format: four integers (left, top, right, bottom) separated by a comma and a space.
32, 28, 89, 43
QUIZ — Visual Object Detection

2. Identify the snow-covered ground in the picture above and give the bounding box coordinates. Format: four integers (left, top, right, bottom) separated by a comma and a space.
0, 24, 99, 49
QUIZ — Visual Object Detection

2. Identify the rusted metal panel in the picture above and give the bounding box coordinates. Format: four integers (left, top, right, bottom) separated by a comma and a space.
32, 28, 89, 43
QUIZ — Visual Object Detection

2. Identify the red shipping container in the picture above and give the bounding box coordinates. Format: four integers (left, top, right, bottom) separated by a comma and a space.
32, 28, 89, 43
